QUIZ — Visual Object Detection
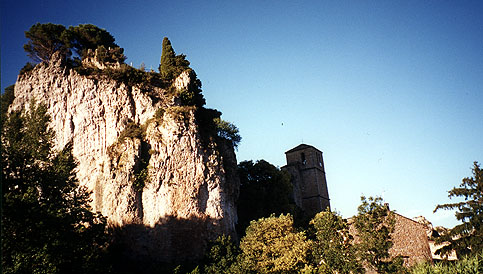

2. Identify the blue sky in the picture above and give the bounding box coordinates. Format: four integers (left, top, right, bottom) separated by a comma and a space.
2, 0, 482, 228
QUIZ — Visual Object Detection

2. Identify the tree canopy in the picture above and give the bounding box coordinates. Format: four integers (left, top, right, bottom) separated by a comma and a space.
236, 160, 300, 236
354, 196, 406, 274
24, 23, 68, 63
308, 210, 364, 273
159, 37, 190, 80
23, 23, 124, 64
1, 101, 111, 273
65, 24, 119, 58
238, 214, 310, 273
434, 161, 483, 257
214, 118, 241, 148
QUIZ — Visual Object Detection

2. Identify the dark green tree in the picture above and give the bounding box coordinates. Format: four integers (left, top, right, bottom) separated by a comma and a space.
354, 196, 405, 274
158, 37, 190, 80
1, 102, 111, 273
65, 24, 123, 61
24, 23, 124, 65
23, 23, 68, 62
203, 235, 240, 274
1, 85, 15, 129
236, 160, 300, 236
159, 37, 177, 79
308, 209, 364, 273
214, 118, 241, 148
434, 161, 483, 257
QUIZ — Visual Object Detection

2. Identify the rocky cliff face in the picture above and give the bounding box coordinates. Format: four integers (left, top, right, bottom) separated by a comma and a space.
10, 53, 239, 263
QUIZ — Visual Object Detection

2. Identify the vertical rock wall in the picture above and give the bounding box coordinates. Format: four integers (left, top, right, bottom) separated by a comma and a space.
10, 54, 239, 263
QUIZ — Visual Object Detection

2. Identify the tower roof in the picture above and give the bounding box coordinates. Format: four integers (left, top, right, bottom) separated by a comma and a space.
285, 144, 322, 154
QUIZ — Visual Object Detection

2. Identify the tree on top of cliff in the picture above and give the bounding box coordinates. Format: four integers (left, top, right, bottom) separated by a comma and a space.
23, 23, 124, 64
24, 23, 69, 63
65, 24, 118, 58
159, 37, 190, 80
434, 161, 483, 257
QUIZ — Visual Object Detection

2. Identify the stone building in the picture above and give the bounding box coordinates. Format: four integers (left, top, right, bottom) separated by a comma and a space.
282, 144, 330, 217
390, 213, 433, 267
348, 210, 433, 274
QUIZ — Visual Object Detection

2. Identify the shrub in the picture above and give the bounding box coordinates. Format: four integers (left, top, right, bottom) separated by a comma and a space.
411, 251, 483, 274
117, 121, 144, 142
214, 118, 241, 148
19, 62, 36, 76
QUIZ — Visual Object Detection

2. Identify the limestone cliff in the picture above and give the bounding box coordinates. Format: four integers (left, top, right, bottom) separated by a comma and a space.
10, 52, 239, 263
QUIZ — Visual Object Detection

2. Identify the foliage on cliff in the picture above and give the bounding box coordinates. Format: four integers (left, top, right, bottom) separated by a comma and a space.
1, 102, 112, 274
434, 162, 483, 257
159, 37, 190, 80
24, 23, 124, 64
0, 85, 15, 129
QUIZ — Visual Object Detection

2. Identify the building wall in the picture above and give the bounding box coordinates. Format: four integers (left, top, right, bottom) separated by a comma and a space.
282, 144, 330, 217
391, 213, 433, 267
348, 212, 433, 273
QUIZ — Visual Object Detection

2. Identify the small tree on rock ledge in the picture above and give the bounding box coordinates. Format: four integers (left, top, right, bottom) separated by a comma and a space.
159, 37, 190, 80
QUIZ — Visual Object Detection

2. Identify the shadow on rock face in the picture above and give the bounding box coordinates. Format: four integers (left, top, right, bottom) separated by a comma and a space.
108, 215, 224, 273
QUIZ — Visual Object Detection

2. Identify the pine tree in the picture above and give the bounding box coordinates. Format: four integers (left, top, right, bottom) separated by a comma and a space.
159, 37, 177, 79
158, 37, 190, 80
23, 23, 68, 63
434, 162, 483, 257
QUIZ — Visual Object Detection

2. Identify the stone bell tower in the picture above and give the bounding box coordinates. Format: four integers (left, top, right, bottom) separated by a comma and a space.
281, 144, 330, 217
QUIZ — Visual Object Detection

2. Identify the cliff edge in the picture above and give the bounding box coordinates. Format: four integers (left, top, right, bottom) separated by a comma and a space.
10, 51, 240, 263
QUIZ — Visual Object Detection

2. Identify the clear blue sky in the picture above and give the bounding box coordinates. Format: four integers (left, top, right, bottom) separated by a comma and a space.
2, 0, 482, 228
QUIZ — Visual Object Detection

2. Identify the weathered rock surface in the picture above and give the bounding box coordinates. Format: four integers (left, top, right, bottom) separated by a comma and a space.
10, 53, 239, 263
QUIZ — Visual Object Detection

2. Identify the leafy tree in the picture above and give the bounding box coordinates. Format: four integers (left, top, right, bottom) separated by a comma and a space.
203, 235, 240, 274
159, 37, 190, 80
308, 209, 364, 273
354, 196, 405, 274
24, 23, 124, 65
238, 214, 310, 273
434, 162, 483, 257
214, 118, 241, 148
23, 23, 68, 62
1, 102, 111, 273
236, 160, 300, 236
65, 24, 118, 58
94, 45, 126, 64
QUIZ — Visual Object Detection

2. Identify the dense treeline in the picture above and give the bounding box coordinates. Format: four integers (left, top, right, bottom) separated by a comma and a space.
189, 197, 401, 274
